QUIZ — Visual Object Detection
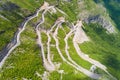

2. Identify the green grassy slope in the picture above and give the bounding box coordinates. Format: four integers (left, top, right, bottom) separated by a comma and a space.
0, 0, 44, 50
1, 0, 120, 80
80, 23, 120, 79
0, 24, 45, 80
0, 8, 92, 80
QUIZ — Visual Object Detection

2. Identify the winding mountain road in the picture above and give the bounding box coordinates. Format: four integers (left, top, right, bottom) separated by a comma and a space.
64, 27, 86, 69
0, 5, 44, 68
0, 2, 53, 69
52, 21, 101, 79
73, 20, 116, 79
46, 32, 55, 68
35, 5, 56, 72
0, 1, 116, 79
46, 23, 57, 70
73, 20, 107, 70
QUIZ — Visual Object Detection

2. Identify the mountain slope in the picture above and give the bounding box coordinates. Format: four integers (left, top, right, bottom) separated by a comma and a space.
0, 0, 120, 80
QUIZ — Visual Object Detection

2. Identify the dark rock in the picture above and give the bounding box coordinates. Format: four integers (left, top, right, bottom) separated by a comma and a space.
0, 30, 5, 35
83, 15, 115, 33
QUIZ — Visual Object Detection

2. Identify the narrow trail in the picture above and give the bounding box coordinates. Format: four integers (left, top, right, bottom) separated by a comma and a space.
73, 42, 107, 70
0, 1, 116, 79
35, 4, 56, 72
64, 27, 87, 70
73, 20, 107, 70
0, 2, 48, 68
46, 22, 58, 70
46, 32, 55, 68
56, 8, 68, 16
72, 20, 117, 80
46, 19, 61, 65
45, 18, 66, 71
52, 21, 101, 79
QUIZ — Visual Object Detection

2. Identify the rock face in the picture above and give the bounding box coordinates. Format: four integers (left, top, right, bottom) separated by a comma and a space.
83, 15, 116, 33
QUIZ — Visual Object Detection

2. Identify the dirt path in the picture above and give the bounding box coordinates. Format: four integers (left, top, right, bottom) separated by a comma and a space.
73, 20, 107, 70
73, 20, 117, 80
0, 1, 116, 79
64, 27, 82, 68
52, 21, 101, 79
46, 32, 55, 68
35, 5, 56, 72
0, 2, 47, 68
46, 21, 58, 70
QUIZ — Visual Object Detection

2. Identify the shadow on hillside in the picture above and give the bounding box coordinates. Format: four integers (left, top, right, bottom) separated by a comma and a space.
0, 1, 23, 22
104, 53, 120, 70
0, 1, 20, 11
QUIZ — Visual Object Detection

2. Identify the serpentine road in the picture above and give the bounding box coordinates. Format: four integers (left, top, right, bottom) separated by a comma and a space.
53, 22, 101, 79
73, 21, 107, 70
64, 26, 86, 69
0, 1, 116, 79
35, 6, 56, 72
73, 20, 117, 80
0, 7, 44, 68
46, 26, 57, 69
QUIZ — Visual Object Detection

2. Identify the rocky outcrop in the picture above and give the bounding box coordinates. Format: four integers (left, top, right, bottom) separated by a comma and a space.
83, 15, 116, 33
